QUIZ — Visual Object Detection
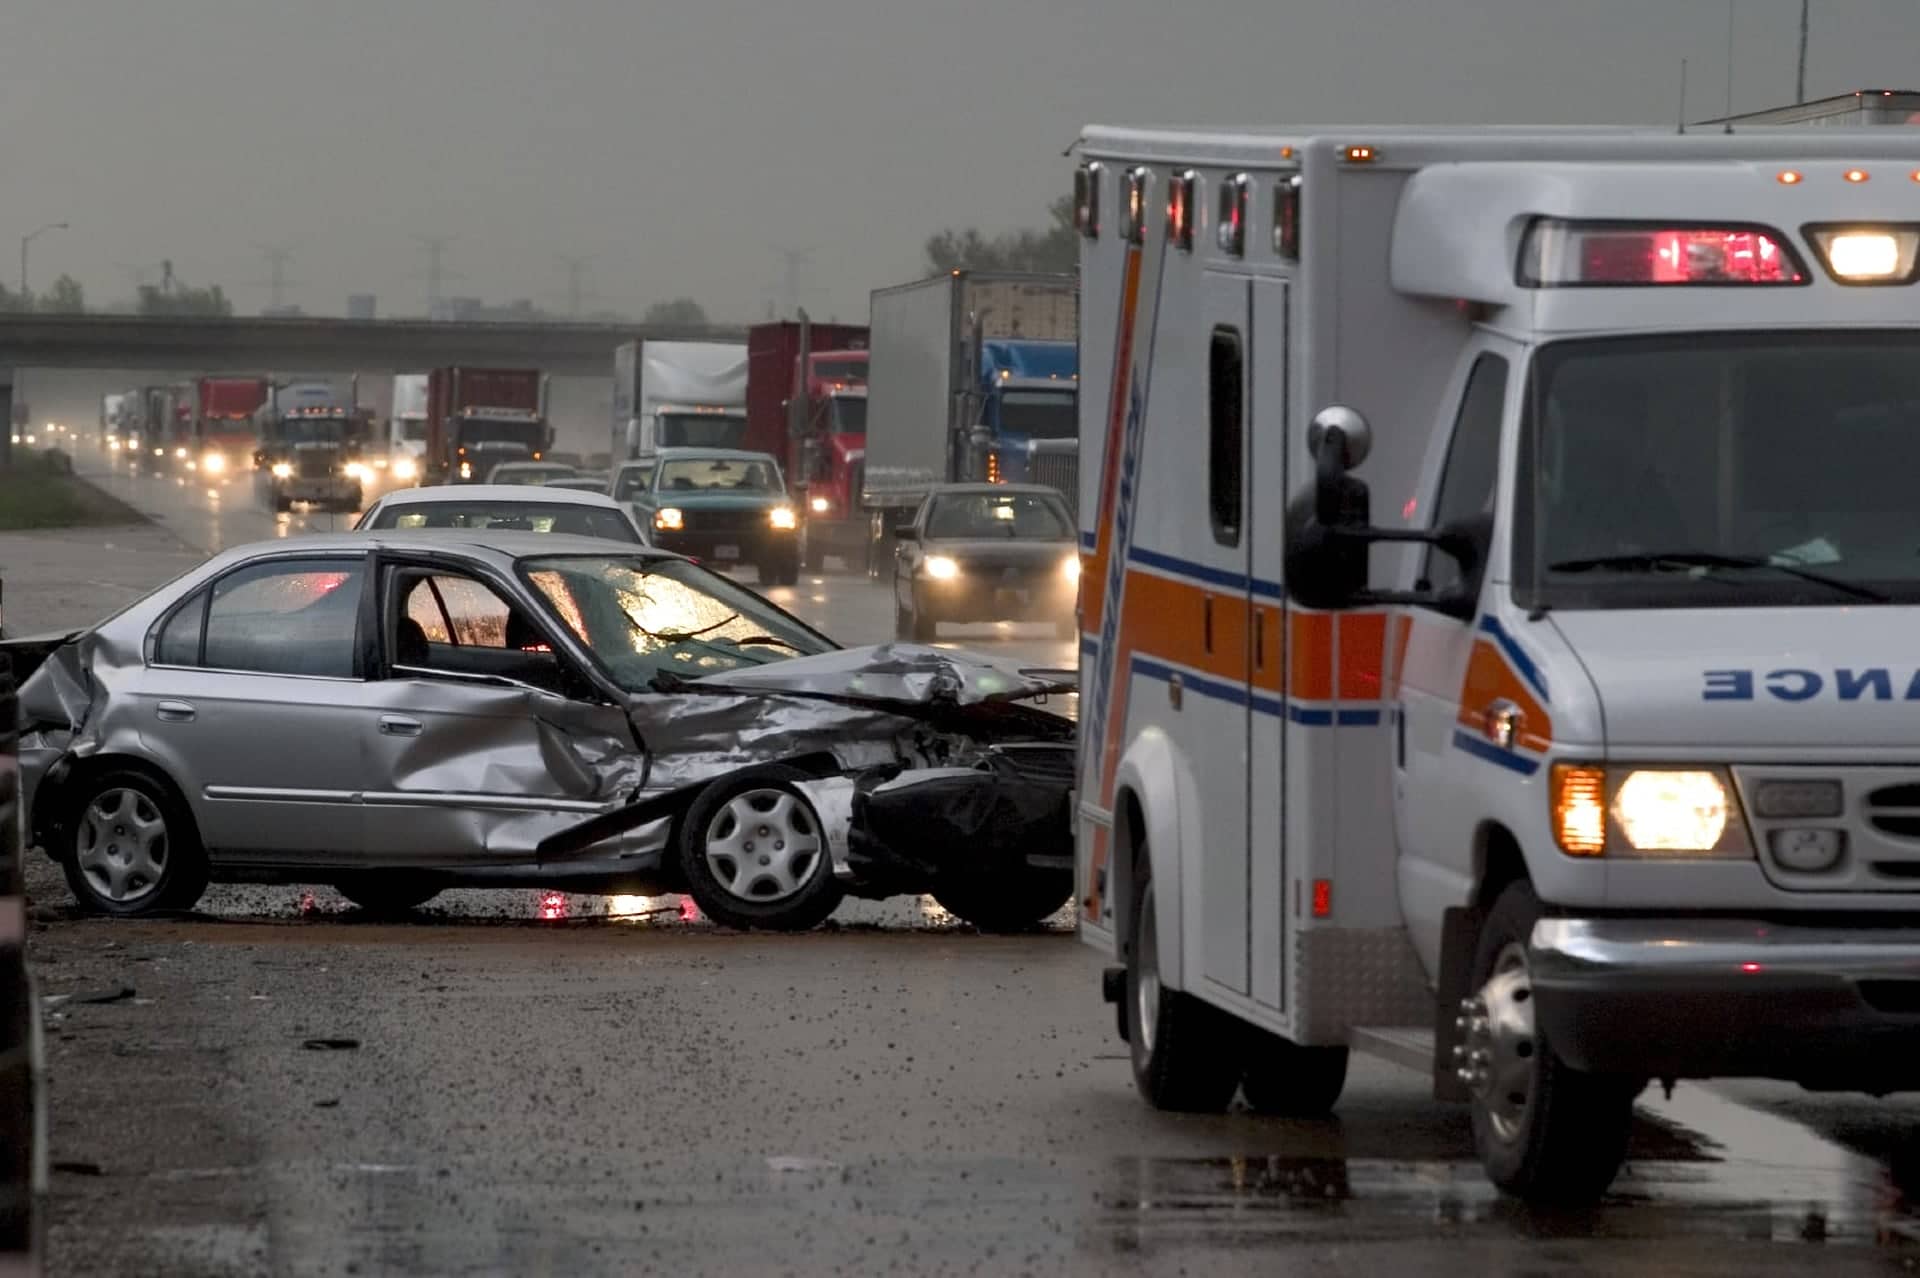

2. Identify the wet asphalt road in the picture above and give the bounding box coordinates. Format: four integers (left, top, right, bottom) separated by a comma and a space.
16, 449, 1920, 1275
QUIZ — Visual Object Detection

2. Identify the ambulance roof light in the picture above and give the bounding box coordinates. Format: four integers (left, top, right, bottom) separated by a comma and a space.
1073, 161, 1103, 240
1343, 145, 1378, 164
1518, 218, 1807, 288
1167, 170, 1197, 253
1215, 172, 1248, 258
1804, 224, 1920, 284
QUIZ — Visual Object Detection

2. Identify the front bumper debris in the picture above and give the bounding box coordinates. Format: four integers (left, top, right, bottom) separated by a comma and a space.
1529, 916, 1920, 1090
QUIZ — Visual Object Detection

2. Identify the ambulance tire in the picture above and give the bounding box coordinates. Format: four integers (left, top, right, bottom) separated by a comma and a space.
1127, 871, 1243, 1113
1240, 1031, 1349, 1118
1468, 881, 1638, 1205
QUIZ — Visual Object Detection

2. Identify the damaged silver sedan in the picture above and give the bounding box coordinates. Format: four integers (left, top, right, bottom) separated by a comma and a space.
5, 531, 1077, 931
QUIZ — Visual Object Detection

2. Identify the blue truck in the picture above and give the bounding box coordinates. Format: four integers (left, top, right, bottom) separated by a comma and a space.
861, 271, 1079, 572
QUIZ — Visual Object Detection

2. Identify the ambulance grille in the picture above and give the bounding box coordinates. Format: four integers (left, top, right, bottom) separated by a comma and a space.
1866, 784, 1920, 840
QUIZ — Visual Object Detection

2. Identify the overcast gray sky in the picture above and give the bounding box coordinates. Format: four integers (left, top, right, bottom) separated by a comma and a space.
2, 1, 1913, 322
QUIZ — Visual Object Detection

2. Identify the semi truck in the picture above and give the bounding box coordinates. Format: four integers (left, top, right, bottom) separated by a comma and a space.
1071, 122, 1920, 1205
253, 376, 368, 511
1706, 88, 1920, 128
611, 340, 748, 462
424, 367, 552, 484
387, 373, 429, 484
191, 377, 270, 479
862, 272, 1078, 572
746, 318, 869, 571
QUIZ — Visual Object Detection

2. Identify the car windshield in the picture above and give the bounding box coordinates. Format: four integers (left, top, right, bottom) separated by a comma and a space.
397, 417, 427, 442
926, 492, 1070, 540
491, 466, 577, 486
656, 457, 782, 495
521, 554, 833, 685
656, 413, 747, 449
375, 502, 641, 543
611, 465, 654, 501
998, 389, 1077, 440
1516, 331, 1920, 608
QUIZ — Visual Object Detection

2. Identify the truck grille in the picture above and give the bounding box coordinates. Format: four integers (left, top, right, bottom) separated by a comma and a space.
1028, 452, 1078, 514
299, 454, 335, 479
682, 509, 763, 534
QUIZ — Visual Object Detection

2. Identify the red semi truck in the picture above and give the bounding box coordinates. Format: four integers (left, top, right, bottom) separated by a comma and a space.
746, 319, 868, 571
423, 367, 552, 484
192, 377, 270, 479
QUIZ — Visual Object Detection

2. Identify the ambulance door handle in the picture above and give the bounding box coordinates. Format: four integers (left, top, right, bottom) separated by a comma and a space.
1168, 673, 1184, 711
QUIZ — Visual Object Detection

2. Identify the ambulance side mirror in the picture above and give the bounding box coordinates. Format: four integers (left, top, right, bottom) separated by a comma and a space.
1307, 406, 1373, 527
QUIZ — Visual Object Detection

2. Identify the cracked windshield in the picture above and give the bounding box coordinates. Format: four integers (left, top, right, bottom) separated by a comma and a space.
11, 4, 1920, 1277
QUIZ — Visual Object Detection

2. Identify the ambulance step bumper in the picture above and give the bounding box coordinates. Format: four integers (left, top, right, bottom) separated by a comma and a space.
1529, 916, 1920, 1090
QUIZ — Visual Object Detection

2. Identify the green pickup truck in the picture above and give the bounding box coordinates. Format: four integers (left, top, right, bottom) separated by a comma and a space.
629, 448, 802, 587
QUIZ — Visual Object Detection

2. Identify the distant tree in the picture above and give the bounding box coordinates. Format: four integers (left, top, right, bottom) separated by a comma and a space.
0, 285, 30, 315
137, 283, 233, 317
924, 197, 1078, 275
642, 297, 709, 327
40, 275, 85, 314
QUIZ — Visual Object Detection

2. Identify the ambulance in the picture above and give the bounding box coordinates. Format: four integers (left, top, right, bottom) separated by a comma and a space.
1071, 124, 1920, 1203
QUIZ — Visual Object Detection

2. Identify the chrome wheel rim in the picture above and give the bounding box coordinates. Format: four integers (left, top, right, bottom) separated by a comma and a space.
1462, 941, 1538, 1145
703, 788, 822, 904
76, 787, 169, 905
1136, 887, 1161, 1055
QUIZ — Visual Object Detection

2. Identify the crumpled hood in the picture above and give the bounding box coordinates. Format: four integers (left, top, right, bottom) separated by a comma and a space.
688, 643, 1074, 711
1551, 607, 1920, 751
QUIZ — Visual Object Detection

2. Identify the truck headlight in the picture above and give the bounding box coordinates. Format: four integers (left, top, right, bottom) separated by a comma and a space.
655, 507, 684, 531
924, 555, 960, 581
810, 495, 831, 514
1551, 764, 1752, 858
391, 457, 418, 481
271, 462, 294, 479
769, 505, 797, 530
174, 446, 188, 459
201, 452, 226, 474
344, 462, 369, 480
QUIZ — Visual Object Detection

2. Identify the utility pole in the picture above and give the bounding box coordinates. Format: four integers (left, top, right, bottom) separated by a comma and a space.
413, 234, 459, 314
251, 244, 298, 311
1796, 0, 1810, 104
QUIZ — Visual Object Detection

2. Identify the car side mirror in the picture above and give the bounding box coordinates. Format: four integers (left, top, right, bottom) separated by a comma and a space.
893, 524, 918, 541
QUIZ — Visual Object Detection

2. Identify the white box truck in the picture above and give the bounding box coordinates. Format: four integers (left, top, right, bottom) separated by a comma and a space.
1072, 123, 1920, 1203
611, 340, 749, 462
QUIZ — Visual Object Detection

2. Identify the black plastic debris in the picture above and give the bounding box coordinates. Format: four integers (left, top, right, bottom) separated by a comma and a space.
301, 1038, 361, 1052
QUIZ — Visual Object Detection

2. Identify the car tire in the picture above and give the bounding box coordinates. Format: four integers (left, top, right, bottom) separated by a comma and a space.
910, 593, 939, 642
1127, 862, 1243, 1112
930, 870, 1073, 934
1466, 880, 1639, 1204
59, 768, 208, 917
272, 492, 291, 513
801, 528, 825, 574
894, 597, 915, 641
332, 875, 443, 917
1241, 1028, 1349, 1117
676, 765, 844, 932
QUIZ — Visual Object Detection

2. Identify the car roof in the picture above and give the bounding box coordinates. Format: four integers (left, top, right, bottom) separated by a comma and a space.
488, 461, 576, 472
648, 447, 781, 465
370, 484, 623, 509
207, 527, 681, 569
925, 483, 1064, 499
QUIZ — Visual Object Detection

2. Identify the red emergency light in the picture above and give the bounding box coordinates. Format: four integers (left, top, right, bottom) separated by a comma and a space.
1519, 218, 1808, 287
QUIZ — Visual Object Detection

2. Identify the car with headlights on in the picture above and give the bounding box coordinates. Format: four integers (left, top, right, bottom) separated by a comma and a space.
3, 532, 1076, 932
892, 485, 1080, 640
631, 448, 801, 586
355, 484, 648, 544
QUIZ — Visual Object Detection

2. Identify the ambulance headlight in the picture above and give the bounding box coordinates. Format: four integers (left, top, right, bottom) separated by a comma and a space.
1553, 764, 1753, 858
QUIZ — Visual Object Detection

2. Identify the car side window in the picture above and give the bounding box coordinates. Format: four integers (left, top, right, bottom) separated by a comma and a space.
403, 575, 515, 648
154, 588, 208, 665
1423, 353, 1509, 597
201, 560, 365, 678
392, 569, 572, 694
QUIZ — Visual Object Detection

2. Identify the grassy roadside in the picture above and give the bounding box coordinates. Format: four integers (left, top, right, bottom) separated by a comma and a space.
0, 452, 146, 531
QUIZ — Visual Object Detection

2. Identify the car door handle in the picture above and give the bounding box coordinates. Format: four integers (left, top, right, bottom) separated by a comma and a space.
156, 700, 196, 723
378, 715, 423, 737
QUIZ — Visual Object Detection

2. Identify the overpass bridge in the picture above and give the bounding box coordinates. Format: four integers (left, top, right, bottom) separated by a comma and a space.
0, 314, 749, 378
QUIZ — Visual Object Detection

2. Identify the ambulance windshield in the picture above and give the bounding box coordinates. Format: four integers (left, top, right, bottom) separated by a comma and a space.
1515, 330, 1920, 608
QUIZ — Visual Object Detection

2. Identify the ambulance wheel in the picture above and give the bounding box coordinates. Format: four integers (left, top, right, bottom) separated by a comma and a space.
930, 870, 1072, 933
1241, 1030, 1349, 1117
1465, 881, 1638, 1204
676, 765, 844, 932
1127, 870, 1242, 1112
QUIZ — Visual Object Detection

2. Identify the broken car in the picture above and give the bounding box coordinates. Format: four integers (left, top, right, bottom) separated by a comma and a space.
4, 530, 1076, 931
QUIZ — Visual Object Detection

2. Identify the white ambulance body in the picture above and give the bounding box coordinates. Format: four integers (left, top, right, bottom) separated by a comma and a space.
1072, 124, 1920, 1202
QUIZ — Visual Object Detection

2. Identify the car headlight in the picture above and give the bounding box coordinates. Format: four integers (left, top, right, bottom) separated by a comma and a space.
655, 507, 684, 531
344, 462, 369, 480
175, 446, 188, 459
458, 461, 472, 479
769, 505, 797, 530
271, 462, 294, 479
391, 457, 418, 481
1061, 554, 1080, 583
810, 495, 832, 514
109, 439, 122, 451
1551, 764, 1752, 858
201, 452, 226, 474
924, 555, 960, 581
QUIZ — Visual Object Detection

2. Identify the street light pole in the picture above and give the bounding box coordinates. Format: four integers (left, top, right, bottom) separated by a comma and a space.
19, 222, 69, 298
